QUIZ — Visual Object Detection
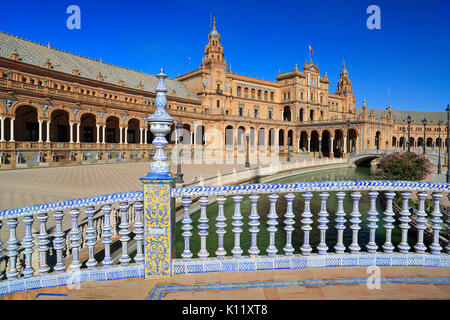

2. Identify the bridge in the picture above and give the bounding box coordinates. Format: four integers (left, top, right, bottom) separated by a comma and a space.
0, 70, 449, 299
349, 149, 445, 167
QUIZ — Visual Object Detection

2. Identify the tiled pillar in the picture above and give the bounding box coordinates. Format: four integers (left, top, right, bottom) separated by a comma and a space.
141, 68, 174, 280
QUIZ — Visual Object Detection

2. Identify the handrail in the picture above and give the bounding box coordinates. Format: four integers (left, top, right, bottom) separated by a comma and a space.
172, 180, 450, 197
0, 191, 143, 220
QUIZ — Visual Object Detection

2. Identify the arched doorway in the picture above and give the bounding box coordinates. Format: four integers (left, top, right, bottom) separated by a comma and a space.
375, 131, 381, 150
195, 125, 205, 145
15, 105, 39, 141
299, 108, 304, 122
287, 130, 293, 149
258, 128, 265, 149
299, 131, 308, 151
237, 126, 245, 148
321, 130, 331, 157
51, 109, 70, 142
225, 125, 234, 147
392, 136, 397, 148
105, 116, 120, 143
334, 129, 344, 158
128, 119, 140, 143
283, 106, 292, 121
349, 128, 358, 152
80, 113, 96, 143
310, 131, 319, 153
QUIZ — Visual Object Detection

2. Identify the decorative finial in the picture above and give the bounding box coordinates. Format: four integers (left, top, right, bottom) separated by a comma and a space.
143, 68, 174, 180
213, 15, 216, 30
295, 63, 298, 70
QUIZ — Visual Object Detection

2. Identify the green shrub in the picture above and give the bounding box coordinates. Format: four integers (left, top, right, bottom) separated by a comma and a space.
374, 152, 431, 181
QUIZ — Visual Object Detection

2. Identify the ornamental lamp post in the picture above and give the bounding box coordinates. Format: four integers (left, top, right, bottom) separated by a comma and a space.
245, 132, 250, 168
346, 118, 350, 153
438, 120, 442, 174
402, 127, 406, 150
175, 120, 184, 184
422, 118, 427, 154
407, 115, 411, 153
446, 104, 450, 183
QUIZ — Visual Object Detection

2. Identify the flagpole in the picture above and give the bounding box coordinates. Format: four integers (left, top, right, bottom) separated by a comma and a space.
308, 44, 310, 63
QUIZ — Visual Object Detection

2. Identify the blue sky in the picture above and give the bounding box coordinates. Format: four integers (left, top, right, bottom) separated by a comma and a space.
0, 0, 449, 111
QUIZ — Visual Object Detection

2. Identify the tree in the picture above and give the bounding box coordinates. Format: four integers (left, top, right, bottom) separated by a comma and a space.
374, 152, 431, 181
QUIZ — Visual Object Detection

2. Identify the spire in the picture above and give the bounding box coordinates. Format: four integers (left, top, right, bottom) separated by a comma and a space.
213, 15, 216, 30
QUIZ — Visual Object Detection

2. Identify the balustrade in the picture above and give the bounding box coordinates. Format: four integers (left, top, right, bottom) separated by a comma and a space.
0, 66, 449, 297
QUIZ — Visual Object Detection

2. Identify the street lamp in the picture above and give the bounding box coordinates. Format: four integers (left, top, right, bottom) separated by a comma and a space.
245, 132, 250, 168
287, 136, 291, 162
438, 120, 442, 174
175, 121, 184, 184
422, 118, 427, 154
346, 119, 350, 153
402, 127, 406, 150
407, 115, 411, 153
446, 104, 450, 183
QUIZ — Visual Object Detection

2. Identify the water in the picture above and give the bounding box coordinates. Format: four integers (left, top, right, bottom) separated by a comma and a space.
174, 167, 413, 258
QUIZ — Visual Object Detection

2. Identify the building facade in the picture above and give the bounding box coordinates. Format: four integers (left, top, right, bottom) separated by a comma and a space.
0, 21, 446, 169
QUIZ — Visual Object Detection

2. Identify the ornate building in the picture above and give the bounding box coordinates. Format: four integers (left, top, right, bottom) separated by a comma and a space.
0, 20, 446, 169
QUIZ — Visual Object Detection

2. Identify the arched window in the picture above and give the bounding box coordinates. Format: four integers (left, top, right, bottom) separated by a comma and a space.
237, 86, 241, 97
244, 87, 249, 98
270, 92, 274, 101
251, 88, 255, 99
257, 90, 262, 100
264, 91, 268, 101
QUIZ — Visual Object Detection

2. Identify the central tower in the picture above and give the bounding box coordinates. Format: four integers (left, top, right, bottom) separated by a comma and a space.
203, 16, 227, 68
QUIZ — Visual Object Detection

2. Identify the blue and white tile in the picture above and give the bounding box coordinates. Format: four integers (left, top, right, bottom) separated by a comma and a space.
256, 259, 274, 270
325, 256, 342, 267
203, 261, 222, 273
376, 255, 392, 266
424, 256, 440, 267
186, 262, 204, 273
341, 255, 358, 267
274, 258, 291, 269
8, 279, 26, 293
291, 256, 308, 269
238, 260, 256, 272
221, 260, 238, 272
307, 256, 325, 268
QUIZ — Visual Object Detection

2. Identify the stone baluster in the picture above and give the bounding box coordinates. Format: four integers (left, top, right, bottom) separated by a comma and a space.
6, 218, 20, 280
0, 220, 4, 280
53, 211, 66, 273
231, 195, 244, 258
414, 192, 428, 254
267, 194, 279, 258
181, 197, 193, 261
197, 197, 209, 260
317, 192, 329, 255
37, 213, 50, 275
301, 192, 313, 256
334, 191, 346, 254
69, 209, 81, 271
382, 192, 396, 254
446, 206, 450, 254
248, 194, 260, 258
283, 193, 295, 256
133, 202, 144, 265
65, 232, 71, 256
366, 191, 379, 253
22, 216, 35, 278
110, 211, 117, 237
119, 202, 131, 266
85, 206, 97, 269
101, 205, 113, 268
349, 191, 362, 254
215, 196, 227, 259
398, 192, 411, 254
430, 192, 443, 255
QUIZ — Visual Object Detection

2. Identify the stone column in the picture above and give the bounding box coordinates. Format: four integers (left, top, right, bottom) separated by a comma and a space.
38, 119, 43, 143
76, 123, 80, 143
46, 121, 51, 143
96, 125, 100, 143
144, 128, 148, 144
343, 137, 347, 154
102, 125, 106, 144
10, 118, 14, 142
140, 128, 143, 144
0, 117, 4, 142
119, 127, 123, 144
125, 127, 128, 144
69, 122, 74, 143
307, 138, 311, 152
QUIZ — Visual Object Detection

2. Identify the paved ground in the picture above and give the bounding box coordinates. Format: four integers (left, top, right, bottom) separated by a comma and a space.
2, 267, 449, 300
0, 154, 313, 211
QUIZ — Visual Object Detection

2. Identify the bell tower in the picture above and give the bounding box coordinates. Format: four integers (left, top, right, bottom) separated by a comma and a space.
337, 62, 353, 95
203, 16, 226, 68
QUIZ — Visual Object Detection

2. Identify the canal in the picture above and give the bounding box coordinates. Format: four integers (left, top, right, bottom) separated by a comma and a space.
173, 167, 413, 258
